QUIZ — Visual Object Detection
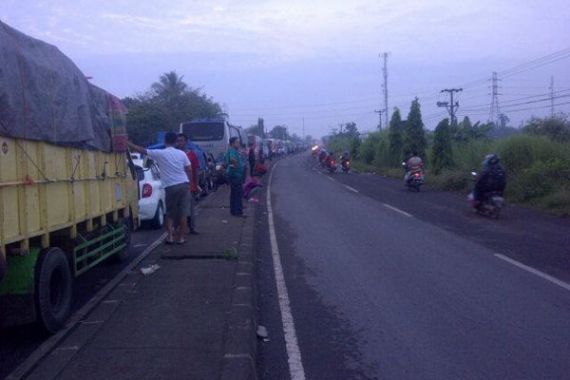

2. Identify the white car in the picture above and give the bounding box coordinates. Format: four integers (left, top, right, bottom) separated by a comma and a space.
132, 156, 165, 229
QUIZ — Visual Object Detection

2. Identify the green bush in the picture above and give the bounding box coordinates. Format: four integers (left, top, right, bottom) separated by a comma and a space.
538, 188, 570, 215
426, 169, 470, 192
358, 132, 382, 164
495, 135, 562, 175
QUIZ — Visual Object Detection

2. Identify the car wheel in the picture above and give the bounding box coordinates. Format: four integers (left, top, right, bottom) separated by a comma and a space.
35, 247, 73, 333
152, 202, 165, 229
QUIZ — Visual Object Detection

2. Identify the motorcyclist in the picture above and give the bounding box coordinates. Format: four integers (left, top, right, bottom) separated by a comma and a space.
403, 152, 424, 183
473, 153, 506, 202
325, 151, 336, 168
318, 148, 328, 164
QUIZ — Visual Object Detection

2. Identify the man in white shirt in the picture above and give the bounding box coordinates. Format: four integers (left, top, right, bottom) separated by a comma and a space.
128, 132, 192, 244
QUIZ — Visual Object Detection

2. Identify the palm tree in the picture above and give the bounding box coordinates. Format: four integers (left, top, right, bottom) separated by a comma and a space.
151, 71, 187, 98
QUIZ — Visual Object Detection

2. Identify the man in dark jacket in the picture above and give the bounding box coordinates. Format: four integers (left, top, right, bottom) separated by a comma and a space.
474, 154, 507, 202
248, 143, 256, 177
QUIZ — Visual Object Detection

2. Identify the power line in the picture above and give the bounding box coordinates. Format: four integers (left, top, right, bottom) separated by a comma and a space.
463, 100, 570, 116
459, 88, 570, 111
461, 93, 570, 113
499, 48, 570, 78
549, 76, 555, 117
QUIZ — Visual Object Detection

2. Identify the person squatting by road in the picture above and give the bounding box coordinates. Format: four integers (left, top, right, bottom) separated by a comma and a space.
128, 132, 192, 244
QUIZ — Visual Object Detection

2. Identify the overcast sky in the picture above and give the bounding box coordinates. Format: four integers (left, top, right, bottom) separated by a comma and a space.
2, 0, 569, 137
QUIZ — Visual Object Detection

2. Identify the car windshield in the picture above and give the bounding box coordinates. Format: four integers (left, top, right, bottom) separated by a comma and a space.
181, 122, 224, 141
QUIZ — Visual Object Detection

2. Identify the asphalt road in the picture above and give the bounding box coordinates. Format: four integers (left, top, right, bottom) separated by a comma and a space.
0, 226, 164, 380
256, 154, 570, 380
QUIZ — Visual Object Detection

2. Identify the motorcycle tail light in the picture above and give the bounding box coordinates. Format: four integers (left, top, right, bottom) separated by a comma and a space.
142, 183, 153, 198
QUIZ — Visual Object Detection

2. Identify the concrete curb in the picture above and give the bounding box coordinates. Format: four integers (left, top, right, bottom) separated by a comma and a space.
219, 203, 259, 380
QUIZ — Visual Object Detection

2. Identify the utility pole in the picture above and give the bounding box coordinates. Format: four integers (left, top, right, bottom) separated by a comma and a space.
489, 71, 501, 126
374, 109, 384, 130
437, 88, 463, 126
549, 76, 555, 117
302, 117, 305, 141
339, 123, 344, 135
380, 52, 389, 127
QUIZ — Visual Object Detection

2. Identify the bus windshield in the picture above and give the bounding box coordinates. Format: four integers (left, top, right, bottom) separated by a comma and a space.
181, 122, 224, 141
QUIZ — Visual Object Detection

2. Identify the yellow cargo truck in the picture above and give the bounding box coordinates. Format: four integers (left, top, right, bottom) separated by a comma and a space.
0, 138, 138, 332
0, 21, 139, 332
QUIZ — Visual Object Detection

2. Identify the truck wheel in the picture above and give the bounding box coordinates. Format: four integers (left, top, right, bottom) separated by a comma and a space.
115, 218, 133, 262
151, 202, 165, 229
35, 247, 73, 333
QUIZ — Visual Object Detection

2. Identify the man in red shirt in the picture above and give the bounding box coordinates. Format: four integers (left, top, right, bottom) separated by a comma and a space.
176, 134, 201, 234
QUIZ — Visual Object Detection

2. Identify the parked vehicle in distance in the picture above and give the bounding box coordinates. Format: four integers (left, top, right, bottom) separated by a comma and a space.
179, 118, 244, 162
132, 157, 165, 229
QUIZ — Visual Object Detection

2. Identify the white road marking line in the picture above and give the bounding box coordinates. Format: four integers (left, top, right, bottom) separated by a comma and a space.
344, 185, 359, 193
494, 254, 570, 292
383, 203, 413, 218
267, 161, 306, 380
326, 175, 336, 182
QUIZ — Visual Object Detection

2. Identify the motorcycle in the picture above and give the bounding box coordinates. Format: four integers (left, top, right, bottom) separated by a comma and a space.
406, 171, 424, 191
327, 159, 338, 173
402, 162, 423, 191
341, 159, 350, 173
468, 171, 504, 218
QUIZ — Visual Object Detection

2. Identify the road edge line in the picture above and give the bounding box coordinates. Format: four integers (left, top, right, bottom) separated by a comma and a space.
494, 254, 570, 292
344, 184, 359, 193
6, 231, 167, 380
383, 203, 413, 218
266, 160, 306, 380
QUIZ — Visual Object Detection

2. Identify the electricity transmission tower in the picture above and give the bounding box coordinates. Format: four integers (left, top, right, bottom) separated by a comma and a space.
374, 109, 384, 130
489, 72, 501, 126
437, 88, 462, 126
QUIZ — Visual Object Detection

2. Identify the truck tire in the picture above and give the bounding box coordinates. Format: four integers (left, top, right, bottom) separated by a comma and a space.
115, 218, 133, 262
35, 247, 73, 333
151, 202, 164, 229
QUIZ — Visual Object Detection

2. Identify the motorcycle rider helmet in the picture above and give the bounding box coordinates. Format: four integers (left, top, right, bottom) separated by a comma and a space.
483, 153, 500, 168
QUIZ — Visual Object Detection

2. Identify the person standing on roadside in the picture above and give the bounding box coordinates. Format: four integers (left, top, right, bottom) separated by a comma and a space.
248, 142, 256, 177
224, 137, 245, 217
176, 133, 201, 235
128, 132, 192, 244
